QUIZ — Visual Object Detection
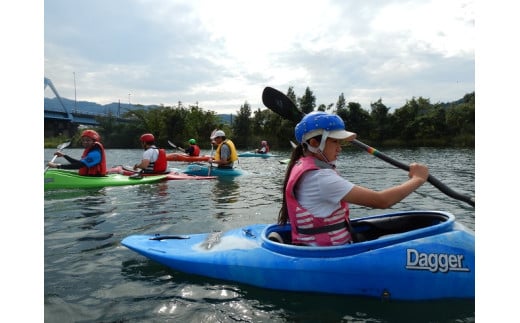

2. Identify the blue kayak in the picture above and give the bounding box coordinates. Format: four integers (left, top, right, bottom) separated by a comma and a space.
122, 210, 475, 300
238, 152, 277, 158
181, 163, 244, 177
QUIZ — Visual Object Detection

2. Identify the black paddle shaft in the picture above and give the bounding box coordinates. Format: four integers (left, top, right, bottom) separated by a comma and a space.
261, 86, 475, 208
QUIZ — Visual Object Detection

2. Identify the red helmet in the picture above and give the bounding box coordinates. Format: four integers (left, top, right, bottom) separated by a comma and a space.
81, 129, 101, 141
140, 133, 155, 143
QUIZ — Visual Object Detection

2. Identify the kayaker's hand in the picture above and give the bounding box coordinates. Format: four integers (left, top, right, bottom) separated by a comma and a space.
408, 163, 429, 183
54, 151, 65, 157
47, 162, 60, 168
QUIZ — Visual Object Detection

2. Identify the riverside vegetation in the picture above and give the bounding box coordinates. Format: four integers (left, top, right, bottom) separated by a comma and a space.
44, 86, 474, 150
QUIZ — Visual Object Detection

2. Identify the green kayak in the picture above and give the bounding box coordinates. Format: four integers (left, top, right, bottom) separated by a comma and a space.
44, 169, 167, 190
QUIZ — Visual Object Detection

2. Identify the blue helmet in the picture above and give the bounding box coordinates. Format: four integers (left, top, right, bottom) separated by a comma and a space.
295, 111, 356, 144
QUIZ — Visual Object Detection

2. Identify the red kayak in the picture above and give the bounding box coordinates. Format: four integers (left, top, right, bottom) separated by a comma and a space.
166, 153, 211, 162
107, 165, 216, 180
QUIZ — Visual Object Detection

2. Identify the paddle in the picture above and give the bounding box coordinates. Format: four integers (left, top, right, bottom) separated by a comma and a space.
44, 141, 71, 173
120, 165, 143, 178
129, 170, 144, 179
208, 129, 217, 176
168, 140, 185, 153
262, 86, 475, 208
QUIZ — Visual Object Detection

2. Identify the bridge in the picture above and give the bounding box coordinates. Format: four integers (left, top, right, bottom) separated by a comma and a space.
44, 77, 127, 137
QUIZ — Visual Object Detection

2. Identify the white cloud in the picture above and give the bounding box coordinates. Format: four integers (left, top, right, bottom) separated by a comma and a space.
44, 0, 475, 114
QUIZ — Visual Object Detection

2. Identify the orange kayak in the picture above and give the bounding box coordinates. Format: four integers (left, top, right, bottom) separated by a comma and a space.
166, 153, 211, 162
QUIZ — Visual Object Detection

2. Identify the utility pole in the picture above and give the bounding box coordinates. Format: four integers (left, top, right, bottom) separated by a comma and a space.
73, 72, 77, 111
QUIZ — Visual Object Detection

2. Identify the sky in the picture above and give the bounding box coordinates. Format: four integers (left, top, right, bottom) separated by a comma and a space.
42, 0, 475, 114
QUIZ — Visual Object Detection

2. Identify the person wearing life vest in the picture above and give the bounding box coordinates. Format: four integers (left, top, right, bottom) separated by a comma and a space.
255, 140, 270, 154
208, 130, 238, 169
277, 111, 429, 246
134, 133, 167, 174
184, 138, 201, 156
47, 129, 107, 176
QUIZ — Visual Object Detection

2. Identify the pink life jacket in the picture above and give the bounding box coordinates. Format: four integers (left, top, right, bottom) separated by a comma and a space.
286, 156, 353, 246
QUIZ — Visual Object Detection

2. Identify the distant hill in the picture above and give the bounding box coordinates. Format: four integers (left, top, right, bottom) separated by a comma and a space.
44, 97, 234, 124
44, 96, 157, 115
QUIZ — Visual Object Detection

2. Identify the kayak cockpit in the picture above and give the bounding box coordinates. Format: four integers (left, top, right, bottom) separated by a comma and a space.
262, 210, 455, 257
351, 211, 450, 242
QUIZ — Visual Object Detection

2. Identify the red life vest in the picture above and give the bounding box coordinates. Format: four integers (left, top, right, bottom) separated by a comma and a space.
286, 156, 352, 246
78, 142, 107, 176
153, 148, 168, 173
191, 145, 201, 156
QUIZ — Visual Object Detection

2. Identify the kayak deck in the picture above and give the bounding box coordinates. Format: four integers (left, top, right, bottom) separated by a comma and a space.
181, 163, 244, 177
107, 165, 217, 180
44, 169, 167, 190
166, 153, 211, 162
238, 152, 277, 158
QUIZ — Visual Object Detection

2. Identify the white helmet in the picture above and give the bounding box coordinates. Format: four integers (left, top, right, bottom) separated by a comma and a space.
210, 130, 226, 139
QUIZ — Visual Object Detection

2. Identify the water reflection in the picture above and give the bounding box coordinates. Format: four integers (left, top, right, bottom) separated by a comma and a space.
44, 187, 106, 201
134, 182, 171, 208
119, 254, 474, 322
212, 178, 240, 206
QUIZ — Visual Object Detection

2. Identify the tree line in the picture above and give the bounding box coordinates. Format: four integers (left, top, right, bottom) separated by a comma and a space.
53, 86, 475, 150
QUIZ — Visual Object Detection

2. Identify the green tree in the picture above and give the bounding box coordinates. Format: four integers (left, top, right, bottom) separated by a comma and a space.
418, 104, 447, 144
298, 86, 316, 114
391, 96, 440, 144
391, 97, 420, 141
345, 102, 370, 139
252, 108, 287, 148
286, 86, 298, 109
446, 92, 475, 146
369, 98, 390, 142
123, 105, 169, 146
185, 105, 220, 147
232, 101, 253, 148
335, 93, 347, 115
163, 103, 190, 146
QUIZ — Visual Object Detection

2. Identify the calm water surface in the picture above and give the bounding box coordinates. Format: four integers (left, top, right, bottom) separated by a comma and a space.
44, 147, 475, 322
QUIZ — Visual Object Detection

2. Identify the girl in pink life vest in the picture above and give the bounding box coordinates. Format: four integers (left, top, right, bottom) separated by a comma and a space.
278, 112, 429, 246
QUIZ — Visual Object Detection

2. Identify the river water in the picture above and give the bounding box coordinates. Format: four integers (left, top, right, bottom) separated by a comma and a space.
43, 147, 475, 322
